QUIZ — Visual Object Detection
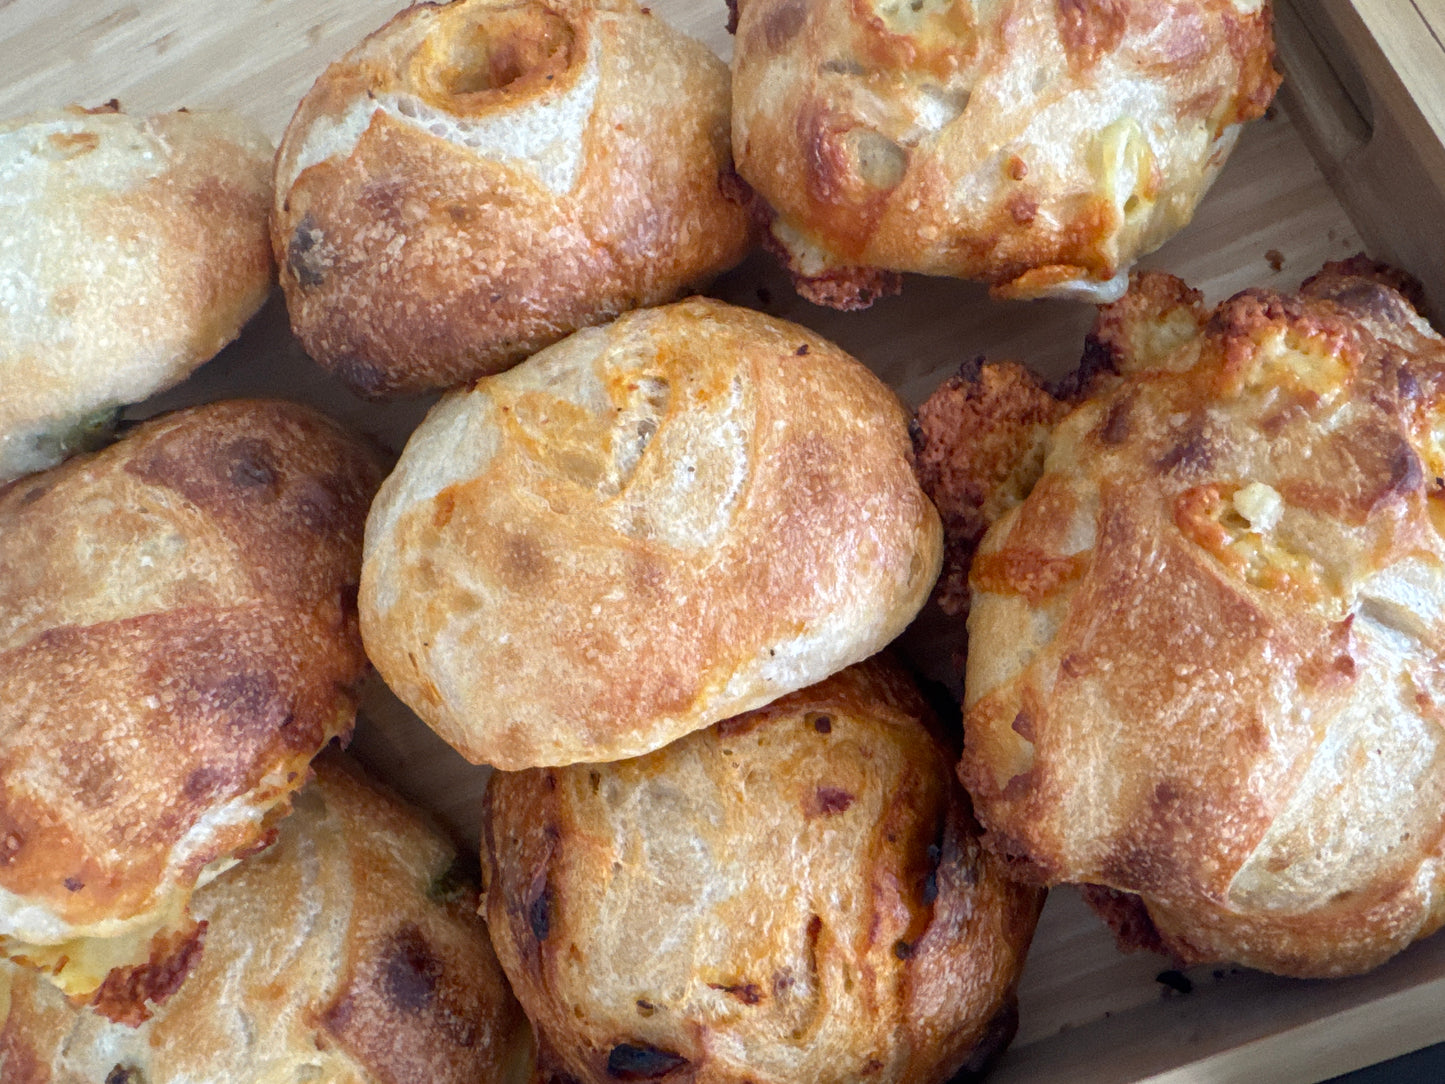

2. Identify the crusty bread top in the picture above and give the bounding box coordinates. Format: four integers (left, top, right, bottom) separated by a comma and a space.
0, 401, 380, 1006
360, 298, 942, 769
273, 0, 753, 396
731, 0, 1278, 307
0, 754, 533, 1084
483, 657, 1042, 1084
961, 263, 1445, 976
0, 105, 274, 481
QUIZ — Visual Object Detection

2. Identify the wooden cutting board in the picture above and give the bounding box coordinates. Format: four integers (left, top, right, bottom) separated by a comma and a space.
2, 1, 1439, 1080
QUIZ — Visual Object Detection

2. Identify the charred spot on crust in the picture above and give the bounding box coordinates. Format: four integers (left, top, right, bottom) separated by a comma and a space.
724, 0, 739, 32
709, 981, 763, 1004
105, 1068, 144, 1084
221, 438, 279, 490
1156, 968, 1193, 994
529, 881, 553, 942
893, 939, 914, 960
606, 1043, 690, 1080
330, 353, 395, 399
810, 712, 833, 733
810, 786, 855, 816
286, 214, 327, 288
90, 922, 208, 1026
761, 0, 806, 49
381, 924, 444, 1013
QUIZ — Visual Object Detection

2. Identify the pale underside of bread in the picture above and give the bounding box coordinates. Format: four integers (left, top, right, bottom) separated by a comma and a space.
273, 0, 754, 397
0, 754, 533, 1084
0, 401, 380, 1014
483, 658, 1043, 1084
0, 106, 274, 482
360, 298, 943, 769
960, 263, 1445, 977
730, 0, 1279, 307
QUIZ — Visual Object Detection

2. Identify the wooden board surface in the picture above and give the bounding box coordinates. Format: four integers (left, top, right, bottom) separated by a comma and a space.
2, 1, 1439, 1080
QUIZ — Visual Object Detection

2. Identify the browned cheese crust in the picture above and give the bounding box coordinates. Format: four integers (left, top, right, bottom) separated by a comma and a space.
482, 658, 1044, 1084
0, 104, 274, 481
0, 401, 381, 1012
960, 262, 1445, 977
274, 0, 755, 398
730, 0, 1280, 308
361, 298, 943, 769
0, 754, 534, 1084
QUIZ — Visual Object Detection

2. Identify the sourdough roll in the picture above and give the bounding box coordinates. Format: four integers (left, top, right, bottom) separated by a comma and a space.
0, 754, 534, 1083
361, 298, 942, 768
960, 261, 1445, 977
482, 658, 1044, 1084
0, 104, 274, 482
0, 400, 380, 1016
730, 0, 1279, 308
274, 0, 754, 398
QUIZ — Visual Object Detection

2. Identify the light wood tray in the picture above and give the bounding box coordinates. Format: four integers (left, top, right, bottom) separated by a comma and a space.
3, 1, 1440, 1080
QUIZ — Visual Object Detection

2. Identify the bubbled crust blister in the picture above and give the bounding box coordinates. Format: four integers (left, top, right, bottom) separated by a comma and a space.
0, 105, 274, 482
482, 658, 1044, 1084
0, 754, 534, 1084
0, 401, 380, 1010
730, 0, 1279, 307
274, 0, 754, 398
961, 263, 1445, 977
360, 298, 943, 769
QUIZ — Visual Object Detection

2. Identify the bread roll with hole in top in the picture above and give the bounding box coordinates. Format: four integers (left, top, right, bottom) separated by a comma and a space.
482, 658, 1043, 1084
274, 0, 754, 398
729, 0, 1279, 309
360, 298, 943, 768
0, 400, 379, 1017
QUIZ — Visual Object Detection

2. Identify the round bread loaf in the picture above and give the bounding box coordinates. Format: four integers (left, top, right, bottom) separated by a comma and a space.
960, 261, 1445, 977
482, 658, 1044, 1084
0, 400, 380, 1015
360, 298, 944, 768
0, 104, 274, 482
274, 0, 754, 398
730, 0, 1279, 309
0, 753, 534, 1084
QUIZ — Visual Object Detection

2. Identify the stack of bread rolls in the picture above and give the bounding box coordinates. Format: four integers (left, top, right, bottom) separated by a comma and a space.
12, 0, 1443, 1079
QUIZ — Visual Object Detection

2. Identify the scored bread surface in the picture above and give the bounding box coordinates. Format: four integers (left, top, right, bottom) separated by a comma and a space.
0, 754, 534, 1084
482, 658, 1044, 1084
730, 0, 1279, 307
0, 401, 380, 1012
0, 105, 274, 481
961, 262, 1445, 977
360, 298, 943, 769
274, 0, 754, 397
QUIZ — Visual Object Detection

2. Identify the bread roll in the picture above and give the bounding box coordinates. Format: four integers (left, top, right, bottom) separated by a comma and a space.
730, 0, 1279, 308
0, 400, 379, 1014
959, 261, 1445, 977
361, 298, 943, 768
274, 0, 754, 398
482, 658, 1044, 1084
0, 754, 534, 1083
0, 104, 273, 482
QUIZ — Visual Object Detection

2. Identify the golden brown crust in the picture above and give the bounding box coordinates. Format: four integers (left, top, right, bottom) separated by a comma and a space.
731, 0, 1280, 307
0, 107, 274, 481
361, 298, 943, 768
274, 0, 755, 397
960, 266, 1445, 977
482, 658, 1044, 1084
0, 754, 533, 1083
0, 401, 381, 1008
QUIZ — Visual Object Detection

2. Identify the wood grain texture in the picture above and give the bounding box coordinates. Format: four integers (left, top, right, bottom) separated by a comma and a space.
4, 0, 1440, 1080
